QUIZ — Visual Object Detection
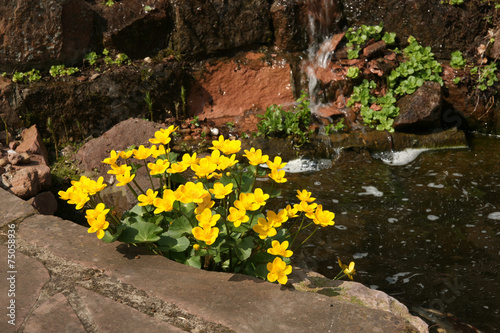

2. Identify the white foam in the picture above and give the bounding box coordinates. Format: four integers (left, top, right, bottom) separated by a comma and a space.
358, 186, 383, 197
487, 212, 500, 220
374, 148, 430, 166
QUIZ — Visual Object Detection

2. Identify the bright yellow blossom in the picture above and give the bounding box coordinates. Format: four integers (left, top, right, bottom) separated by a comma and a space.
253, 217, 277, 239
266, 156, 287, 170
253, 188, 269, 207
196, 208, 220, 228
312, 204, 335, 227
167, 162, 188, 174
205, 149, 221, 166
191, 158, 218, 179
150, 144, 168, 158
85, 203, 109, 221
209, 182, 233, 199
87, 214, 109, 239
80, 176, 106, 195
133, 145, 152, 160
338, 259, 356, 280
264, 209, 288, 228
181, 152, 199, 168
118, 150, 134, 160
153, 189, 176, 214
217, 154, 238, 170
192, 225, 219, 245
138, 189, 158, 206
149, 125, 178, 145
193, 244, 201, 251
296, 189, 316, 203
268, 169, 287, 183
267, 240, 293, 258
294, 201, 318, 218
102, 150, 119, 165
243, 148, 269, 166
108, 164, 131, 176
267, 257, 292, 285
195, 193, 215, 214
211, 135, 241, 155
235, 192, 260, 211
284, 204, 298, 218
116, 170, 135, 187
176, 182, 208, 204
227, 203, 249, 227
148, 159, 170, 175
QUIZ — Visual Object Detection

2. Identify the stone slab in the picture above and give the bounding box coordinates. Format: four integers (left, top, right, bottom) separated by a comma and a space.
23, 293, 86, 333
0, 188, 36, 227
18, 214, 422, 332
0, 250, 50, 333
76, 287, 185, 332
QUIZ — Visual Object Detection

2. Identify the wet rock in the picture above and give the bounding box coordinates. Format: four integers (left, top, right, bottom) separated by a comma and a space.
93, 0, 172, 59
171, 0, 272, 58
362, 40, 386, 58
342, 0, 489, 58
0, 0, 98, 71
270, 0, 309, 51
16, 125, 49, 165
187, 55, 296, 133
394, 82, 443, 132
28, 191, 58, 215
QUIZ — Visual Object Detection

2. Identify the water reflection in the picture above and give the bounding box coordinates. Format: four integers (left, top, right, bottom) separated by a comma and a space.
274, 134, 499, 332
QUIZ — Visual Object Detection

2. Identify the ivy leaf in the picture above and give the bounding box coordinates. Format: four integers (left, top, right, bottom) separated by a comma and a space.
158, 234, 190, 252
118, 221, 163, 243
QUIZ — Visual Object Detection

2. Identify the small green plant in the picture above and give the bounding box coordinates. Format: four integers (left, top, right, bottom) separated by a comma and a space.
12, 69, 41, 83
1, 72, 6, 77
382, 32, 396, 45
104, 0, 115, 7
84, 52, 99, 66
324, 119, 345, 134
190, 116, 200, 127
257, 91, 312, 146
476, 62, 498, 91
449, 0, 464, 5
144, 5, 153, 12
144, 91, 154, 121
103, 49, 130, 66
346, 66, 360, 79
450, 51, 466, 69
345, 23, 384, 59
453, 77, 461, 84
226, 121, 235, 130
49, 65, 80, 77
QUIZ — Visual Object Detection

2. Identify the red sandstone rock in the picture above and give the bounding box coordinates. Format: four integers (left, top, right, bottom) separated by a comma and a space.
187, 56, 296, 133
16, 125, 50, 166
9, 167, 42, 199
28, 191, 58, 215
363, 40, 386, 58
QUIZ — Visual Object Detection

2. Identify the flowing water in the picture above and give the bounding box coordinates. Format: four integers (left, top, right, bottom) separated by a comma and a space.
271, 134, 500, 332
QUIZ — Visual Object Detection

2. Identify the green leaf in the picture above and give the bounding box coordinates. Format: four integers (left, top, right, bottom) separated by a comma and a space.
185, 256, 201, 269
234, 236, 254, 261
118, 221, 163, 243
166, 215, 193, 238
158, 234, 190, 252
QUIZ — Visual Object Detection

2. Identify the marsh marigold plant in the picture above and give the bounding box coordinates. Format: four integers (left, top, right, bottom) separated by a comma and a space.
60, 126, 353, 284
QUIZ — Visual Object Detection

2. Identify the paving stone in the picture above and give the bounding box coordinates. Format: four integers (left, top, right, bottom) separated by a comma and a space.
76, 286, 185, 332
23, 293, 86, 333
18, 215, 422, 332
0, 250, 50, 333
0, 188, 36, 227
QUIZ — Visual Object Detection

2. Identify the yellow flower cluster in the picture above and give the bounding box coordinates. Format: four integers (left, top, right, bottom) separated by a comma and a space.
294, 190, 335, 227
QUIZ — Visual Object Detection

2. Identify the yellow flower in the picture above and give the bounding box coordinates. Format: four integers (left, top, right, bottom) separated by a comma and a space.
87, 214, 109, 239
284, 204, 298, 218
191, 158, 218, 179
235, 192, 260, 211
176, 182, 209, 204
217, 154, 238, 170
118, 150, 134, 160
80, 176, 106, 195
195, 193, 215, 214
138, 189, 158, 206
266, 156, 287, 170
267, 257, 292, 285
148, 159, 170, 175
192, 225, 219, 245
211, 135, 241, 155
193, 244, 201, 251
85, 203, 109, 221
205, 149, 221, 166
150, 144, 168, 158
296, 189, 316, 203
149, 125, 178, 145
167, 162, 188, 174
253, 188, 269, 207
267, 240, 293, 258
196, 208, 220, 228
294, 201, 318, 219
153, 189, 176, 214
60, 186, 89, 210
116, 170, 135, 187
264, 209, 288, 228
338, 259, 356, 280
209, 182, 233, 199
133, 145, 152, 160
243, 148, 269, 166
252, 217, 277, 239
227, 203, 249, 227
268, 169, 287, 183
102, 150, 119, 165
312, 204, 335, 227
108, 163, 131, 176
181, 152, 199, 168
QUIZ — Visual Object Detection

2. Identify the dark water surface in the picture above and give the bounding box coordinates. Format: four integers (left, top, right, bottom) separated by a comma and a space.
275, 134, 499, 332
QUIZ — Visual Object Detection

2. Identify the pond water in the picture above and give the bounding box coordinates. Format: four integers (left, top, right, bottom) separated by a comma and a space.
275, 134, 500, 332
